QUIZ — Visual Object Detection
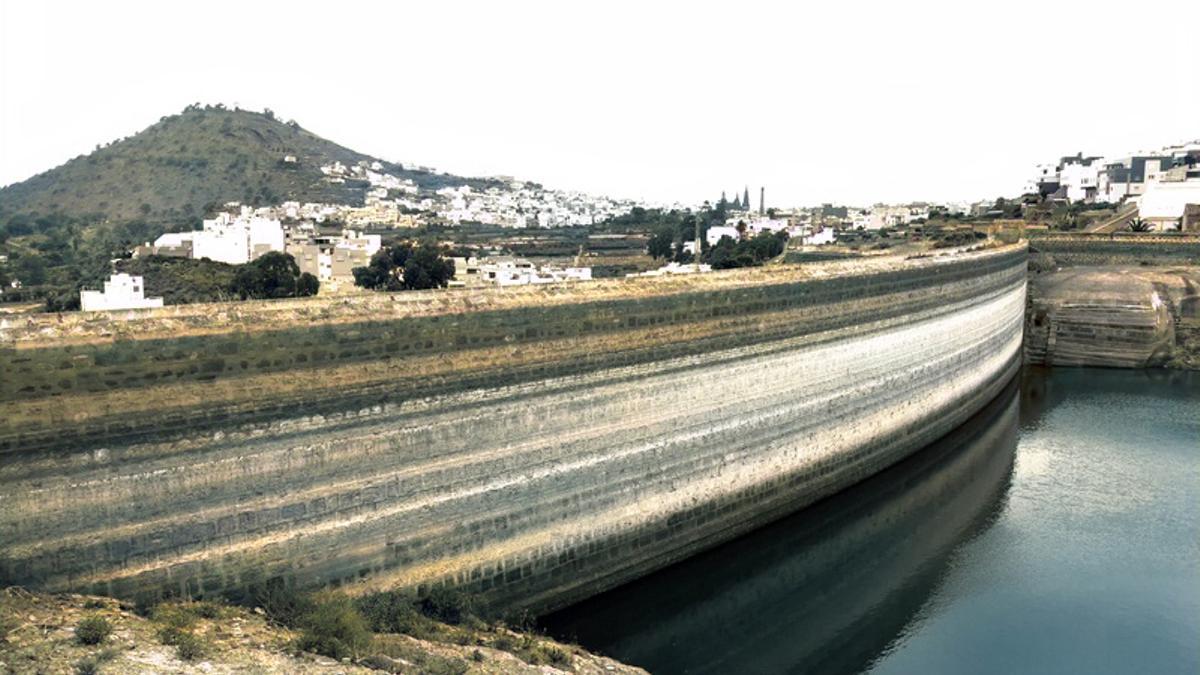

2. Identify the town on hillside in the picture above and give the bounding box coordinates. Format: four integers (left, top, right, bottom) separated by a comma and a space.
1, 118, 1197, 314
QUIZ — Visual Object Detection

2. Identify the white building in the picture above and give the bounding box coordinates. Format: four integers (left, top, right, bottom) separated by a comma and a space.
286, 229, 382, 281
802, 226, 837, 245
450, 257, 593, 287
628, 262, 712, 277
151, 213, 285, 265
1057, 157, 1102, 203
80, 274, 164, 312
861, 205, 928, 230
734, 217, 790, 235
1137, 179, 1200, 230
707, 225, 740, 246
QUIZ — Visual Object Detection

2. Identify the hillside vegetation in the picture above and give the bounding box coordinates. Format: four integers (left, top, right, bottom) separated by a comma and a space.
0, 105, 502, 310
0, 105, 498, 226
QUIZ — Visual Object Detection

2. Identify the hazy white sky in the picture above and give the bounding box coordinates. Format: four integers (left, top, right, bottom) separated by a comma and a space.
1, 0, 1197, 206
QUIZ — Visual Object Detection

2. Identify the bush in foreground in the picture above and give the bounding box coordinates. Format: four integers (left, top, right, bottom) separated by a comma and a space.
75, 615, 112, 645
295, 595, 372, 661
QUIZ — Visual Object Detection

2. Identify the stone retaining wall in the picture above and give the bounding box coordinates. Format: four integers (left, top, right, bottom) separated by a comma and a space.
1029, 233, 1200, 267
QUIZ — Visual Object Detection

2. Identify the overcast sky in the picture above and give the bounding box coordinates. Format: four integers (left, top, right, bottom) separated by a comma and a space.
1, 0, 1197, 207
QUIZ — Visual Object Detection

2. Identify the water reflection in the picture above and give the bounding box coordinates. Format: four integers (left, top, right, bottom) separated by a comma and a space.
541, 380, 1021, 675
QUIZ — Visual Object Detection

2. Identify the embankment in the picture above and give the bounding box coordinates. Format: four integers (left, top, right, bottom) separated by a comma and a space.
0, 243, 1027, 613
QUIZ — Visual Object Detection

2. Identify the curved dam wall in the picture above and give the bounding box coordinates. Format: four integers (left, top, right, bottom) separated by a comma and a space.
0, 243, 1027, 612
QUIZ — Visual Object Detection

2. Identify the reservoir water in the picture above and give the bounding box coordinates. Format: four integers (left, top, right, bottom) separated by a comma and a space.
540, 367, 1200, 674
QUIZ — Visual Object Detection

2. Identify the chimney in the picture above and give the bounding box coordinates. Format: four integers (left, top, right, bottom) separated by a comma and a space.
759, 187, 765, 216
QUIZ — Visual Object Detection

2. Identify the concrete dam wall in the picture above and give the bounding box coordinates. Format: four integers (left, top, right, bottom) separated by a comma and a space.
0, 243, 1027, 612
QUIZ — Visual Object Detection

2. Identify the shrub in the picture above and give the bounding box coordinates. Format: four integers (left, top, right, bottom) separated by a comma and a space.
192, 600, 224, 619
533, 645, 572, 667
156, 625, 187, 646
296, 272, 320, 297
418, 587, 474, 625
295, 595, 371, 661
75, 615, 112, 645
175, 632, 207, 661
253, 580, 315, 627
355, 590, 419, 633
152, 604, 197, 630
75, 647, 119, 673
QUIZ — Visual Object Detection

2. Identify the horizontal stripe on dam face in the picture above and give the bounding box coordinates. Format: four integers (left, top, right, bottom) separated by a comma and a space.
0, 244, 1027, 610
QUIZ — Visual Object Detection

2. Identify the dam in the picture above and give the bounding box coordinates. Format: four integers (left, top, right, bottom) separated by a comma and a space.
0, 242, 1027, 612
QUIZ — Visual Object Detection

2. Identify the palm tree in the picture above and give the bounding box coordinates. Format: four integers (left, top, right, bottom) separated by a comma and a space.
1128, 217, 1151, 232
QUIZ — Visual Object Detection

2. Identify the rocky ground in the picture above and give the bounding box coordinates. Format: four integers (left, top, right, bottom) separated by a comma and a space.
0, 588, 643, 675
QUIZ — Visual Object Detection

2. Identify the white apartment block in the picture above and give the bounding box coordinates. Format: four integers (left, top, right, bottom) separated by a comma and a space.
1138, 179, 1200, 229
151, 212, 285, 265
80, 274, 164, 312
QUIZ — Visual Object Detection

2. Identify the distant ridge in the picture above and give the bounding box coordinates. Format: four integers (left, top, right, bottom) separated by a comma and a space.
0, 105, 501, 226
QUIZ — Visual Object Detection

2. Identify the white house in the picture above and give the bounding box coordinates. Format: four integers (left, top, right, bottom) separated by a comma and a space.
1137, 179, 1200, 229
743, 217, 790, 235
707, 225, 740, 246
1057, 156, 1103, 203
80, 274, 164, 312
151, 214, 285, 265
628, 262, 712, 277
802, 227, 836, 245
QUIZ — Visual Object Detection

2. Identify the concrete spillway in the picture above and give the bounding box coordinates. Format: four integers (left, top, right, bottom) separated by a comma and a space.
0, 243, 1027, 611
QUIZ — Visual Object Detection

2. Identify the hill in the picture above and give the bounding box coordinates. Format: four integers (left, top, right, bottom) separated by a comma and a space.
0, 104, 500, 226
0, 105, 505, 309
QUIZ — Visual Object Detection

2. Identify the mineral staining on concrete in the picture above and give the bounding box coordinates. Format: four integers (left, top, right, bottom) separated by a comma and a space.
0, 244, 1027, 613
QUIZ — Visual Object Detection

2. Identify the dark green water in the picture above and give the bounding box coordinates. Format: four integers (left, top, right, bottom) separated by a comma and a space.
540, 368, 1200, 674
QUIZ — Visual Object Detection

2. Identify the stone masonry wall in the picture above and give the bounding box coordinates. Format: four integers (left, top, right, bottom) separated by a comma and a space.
0, 244, 1027, 612
1029, 232, 1200, 267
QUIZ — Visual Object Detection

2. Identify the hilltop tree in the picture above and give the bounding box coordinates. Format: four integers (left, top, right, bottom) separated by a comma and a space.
353, 242, 455, 291
231, 252, 318, 299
